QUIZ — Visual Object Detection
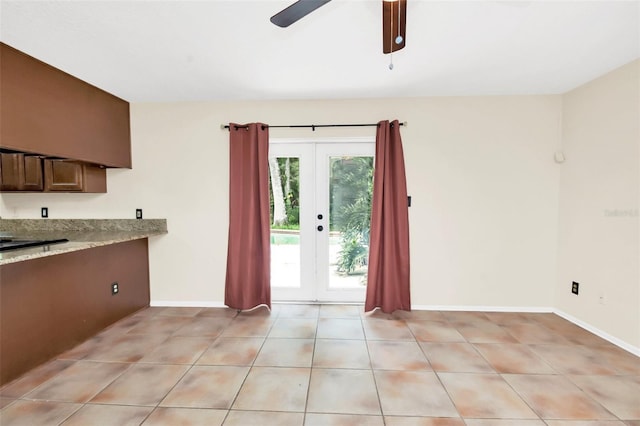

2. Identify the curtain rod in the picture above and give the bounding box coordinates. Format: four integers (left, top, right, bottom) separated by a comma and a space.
221, 122, 407, 131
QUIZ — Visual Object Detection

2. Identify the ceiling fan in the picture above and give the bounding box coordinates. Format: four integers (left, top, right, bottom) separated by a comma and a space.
270, 0, 406, 54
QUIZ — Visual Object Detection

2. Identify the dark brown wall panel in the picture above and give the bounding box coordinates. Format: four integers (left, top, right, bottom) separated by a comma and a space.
0, 43, 132, 168
0, 239, 150, 385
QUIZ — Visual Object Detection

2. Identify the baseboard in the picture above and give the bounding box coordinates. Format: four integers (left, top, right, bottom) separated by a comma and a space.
411, 305, 554, 313
150, 300, 227, 308
553, 309, 640, 357
150, 302, 555, 313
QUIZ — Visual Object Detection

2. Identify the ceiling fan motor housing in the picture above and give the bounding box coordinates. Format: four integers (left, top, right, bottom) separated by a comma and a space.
383, 0, 407, 54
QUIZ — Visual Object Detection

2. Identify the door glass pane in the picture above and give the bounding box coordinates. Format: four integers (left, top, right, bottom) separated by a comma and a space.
269, 156, 300, 288
328, 156, 374, 289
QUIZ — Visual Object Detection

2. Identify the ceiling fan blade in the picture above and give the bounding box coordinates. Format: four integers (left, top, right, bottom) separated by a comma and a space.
270, 0, 332, 27
383, 0, 407, 54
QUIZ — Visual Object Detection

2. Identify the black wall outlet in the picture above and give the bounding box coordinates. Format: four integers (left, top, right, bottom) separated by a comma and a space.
111, 282, 119, 295
571, 281, 579, 295
41, 207, 48, 218
136, 209, 143, 220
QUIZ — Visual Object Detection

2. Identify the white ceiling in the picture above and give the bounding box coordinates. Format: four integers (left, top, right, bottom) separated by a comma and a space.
1, 0, 638, 102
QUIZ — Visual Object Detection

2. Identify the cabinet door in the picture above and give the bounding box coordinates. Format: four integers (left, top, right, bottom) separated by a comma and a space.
44, 159, 84, 191
44, 159, 107, 193
0, 153, 43, 191
22, 155, 43, 191
0, 153, 23, 191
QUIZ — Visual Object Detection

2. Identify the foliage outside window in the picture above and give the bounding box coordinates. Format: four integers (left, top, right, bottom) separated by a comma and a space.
330, 157, 373, 274
269, 155, 373, 275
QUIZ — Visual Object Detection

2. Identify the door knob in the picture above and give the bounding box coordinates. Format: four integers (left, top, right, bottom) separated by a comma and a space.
317, 214, 323, 220
317, 225, 324, 232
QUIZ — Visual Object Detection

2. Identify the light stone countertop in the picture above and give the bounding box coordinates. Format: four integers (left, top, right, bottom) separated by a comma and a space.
0, 219, 167, 265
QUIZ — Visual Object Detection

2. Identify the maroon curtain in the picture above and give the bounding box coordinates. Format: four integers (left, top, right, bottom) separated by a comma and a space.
365, 119, 411, 313
225, 123, 271, 310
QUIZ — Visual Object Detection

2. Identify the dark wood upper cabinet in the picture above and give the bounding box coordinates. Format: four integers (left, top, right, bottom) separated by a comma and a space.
44, 160, 84, 191
22, 155, 44, 191
44, 159, 106, 193
0, 43, 131, 168
0, 154, 105, 193
0, 153, 44, 191
0, 153, 22, 191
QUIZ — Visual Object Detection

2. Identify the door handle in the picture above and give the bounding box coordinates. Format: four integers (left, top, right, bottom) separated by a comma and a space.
317, 214, 323, 220
317, 225, 324, 232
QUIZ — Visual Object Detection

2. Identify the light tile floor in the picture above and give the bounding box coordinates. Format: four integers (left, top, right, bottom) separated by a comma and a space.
1, 304, 639, 425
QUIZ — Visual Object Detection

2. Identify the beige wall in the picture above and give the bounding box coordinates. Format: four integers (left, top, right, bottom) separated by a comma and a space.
556, 60, 640, 349
0, 196, 8, 219
1, 95, 562, 312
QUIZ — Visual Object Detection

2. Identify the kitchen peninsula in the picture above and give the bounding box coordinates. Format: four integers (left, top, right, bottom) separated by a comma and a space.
0, 219, 167, 385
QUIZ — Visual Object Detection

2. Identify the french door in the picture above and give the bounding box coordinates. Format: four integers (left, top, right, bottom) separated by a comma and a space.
269, 139, 375, 302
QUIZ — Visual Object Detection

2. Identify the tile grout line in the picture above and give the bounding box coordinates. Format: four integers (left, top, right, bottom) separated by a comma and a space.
221, 306, 277, 423
301, 309, 321, 425
407, 313, 466, 424
360, 312, 387, 425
